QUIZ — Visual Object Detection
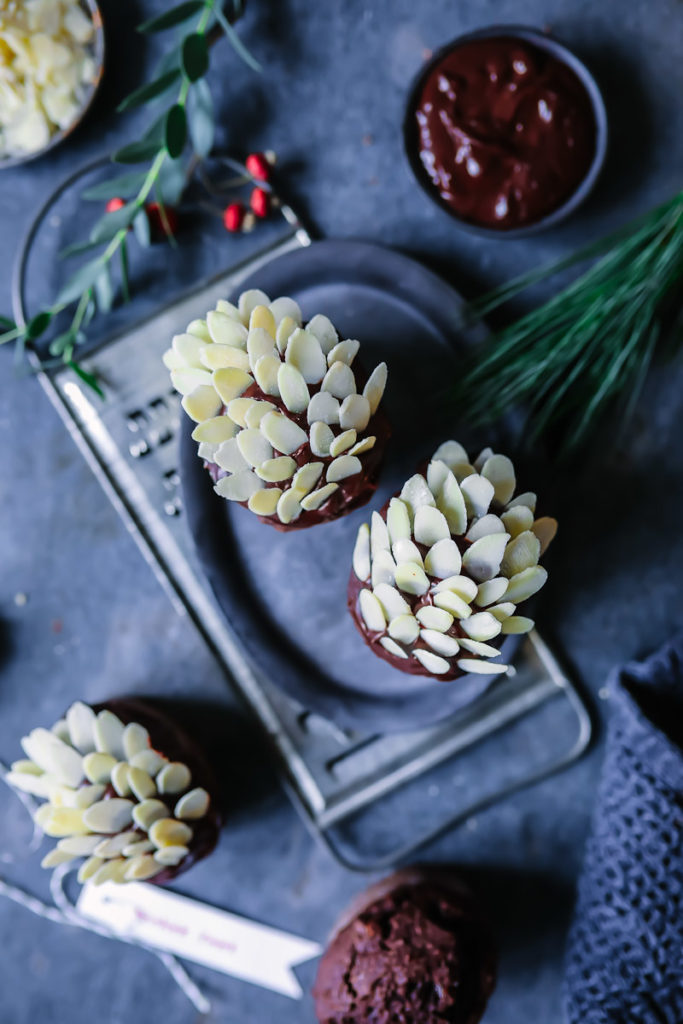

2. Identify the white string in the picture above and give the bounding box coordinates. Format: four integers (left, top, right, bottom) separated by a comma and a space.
0, 759, 211, 1017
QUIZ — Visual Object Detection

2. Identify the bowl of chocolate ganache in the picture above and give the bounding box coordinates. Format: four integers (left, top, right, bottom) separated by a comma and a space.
404, 26, 608, 237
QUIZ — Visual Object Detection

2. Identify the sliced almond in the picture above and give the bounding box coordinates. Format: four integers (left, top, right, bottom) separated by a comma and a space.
249, 304, 276, 337
78, 856, 105, 883
424, 538, 462, 579
462, 612, 502, 642
413, 649, 450, 675
269, 297, 302, 326
306, 313, 338, 354
352, 524, 371, 581
373, 583, 410, 620
278, 363, 310, 413
459, 638, 501, 658
95, 831, 139, 859
387, 498, 411, 543
475, 577, 509, 607
329, 429, 357, 456
154, 845, 190, 867
339, 394, 371, 431
437, 471, 468, 535
416, 606, 453, 632
245, 401, 277, 428
309, 421, 335, 457
466, 514, 505, 542
66, 701, 96, 754
111, 762, 131, 797
452, 462, 477, 482
531, 516, 558, 555
501, 531, 541, 577
362, 362, 387, 415
74, 784, 106, 810
253, 354, 282, 397
301, 482, 338, 511
128, 766, 157, 802
388, 614, 419, 645
502, 616, 534, 634
83, 751, 117, 785
132, 799, 168, 832
460, 474, 495, 518
394, 562, 430, 596
414, 507, 450, 546
321, 361, 356, 399
433, 591, 472, 619
214, 299, 241, 319
93, 712, 125, 759
192, 416, 239, 444
457, 659, 508, 676
286, 328, 327, 383
432, 440, 468, 469
358, 589, 386, 631
260, 411, 307, 455
149, 817, 194, 849
207, 310, 248, 347
238, 289, 270, 323
462, 533, 509, 582
82, 798, 134, 834
171, 367, 213, 395
256, 456, 297, 482
473, 447, 494, 472
426, 460, 449, 498
307, 391, 340, 425
215, 471, 263, 502
277, 488, 303, 524
392, 538, 424, 567
327, 455, 361, 482
212, 367, 253, 404
371, 549, 396, 588
247, 327, 278, 371
11, 759, 43, 776
292, 462, 324, 495
504, 566, 548, 603
488, 602, 516, 621
348, 436, 376, 457
370, 511, 390, 555
58, 835, 104, 856
481, 454, 516, 505
276, 315, 298, 354
501, 505, 535, 538
226, 397, 256, 427
248, 488, 281, 516
122, 840, 155, 857
124, 854, 163, 881
186, 318, 212, 341
236, 428, 273, 467
400, 474, 435, 520
6, 772, 51, 798
507, 492, 537, 513
214, 438, 249, 473
201, 343, 251, 372
184, 392, 211, 428
157, 762, 192, 795
380, 637, 408, 659
328, 339, 359, 365
91, 859, 128, 883
431, 573, 477, 598
41, 849, 76, 868
420, 629, 459, 657
197, 442, 217, 462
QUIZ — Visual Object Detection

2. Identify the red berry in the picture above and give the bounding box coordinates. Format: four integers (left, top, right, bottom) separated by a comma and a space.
145, 202, 179, 241
250, 186, 270, 218
245, 152, 270, 181
105, 196, 126, 213
223, 202, 245, 232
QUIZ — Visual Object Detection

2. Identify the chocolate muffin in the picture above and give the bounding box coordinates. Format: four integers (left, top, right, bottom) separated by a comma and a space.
349, 439, 557, 680
313, 870, 497, 1024
164, 289, 389, 529
6, 699, 220, 885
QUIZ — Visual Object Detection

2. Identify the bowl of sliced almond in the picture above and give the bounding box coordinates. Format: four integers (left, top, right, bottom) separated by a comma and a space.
0, 0, 104, 168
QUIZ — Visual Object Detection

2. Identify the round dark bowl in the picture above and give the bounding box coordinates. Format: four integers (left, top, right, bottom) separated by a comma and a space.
403, 24, 608, 238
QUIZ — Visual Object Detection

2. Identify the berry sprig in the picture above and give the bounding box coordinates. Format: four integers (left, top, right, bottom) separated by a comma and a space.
0, 0, 261, 396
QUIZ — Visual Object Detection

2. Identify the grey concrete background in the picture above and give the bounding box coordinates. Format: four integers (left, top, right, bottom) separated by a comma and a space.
1, 1, 682, 1022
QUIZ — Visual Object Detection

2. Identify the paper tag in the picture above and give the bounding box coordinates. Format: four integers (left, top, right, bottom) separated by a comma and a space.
77, 881, 321, 999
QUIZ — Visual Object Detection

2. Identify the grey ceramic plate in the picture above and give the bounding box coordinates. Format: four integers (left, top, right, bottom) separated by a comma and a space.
180, 239, 514, 731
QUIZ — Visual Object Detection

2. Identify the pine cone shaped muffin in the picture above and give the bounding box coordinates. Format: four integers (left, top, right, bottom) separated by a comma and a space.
349, 440, 557, 680
6, 699, 220, 886
164, 289, 390, 529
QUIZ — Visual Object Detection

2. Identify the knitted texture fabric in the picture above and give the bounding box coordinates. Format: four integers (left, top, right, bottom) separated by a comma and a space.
563, 634, 683, 1024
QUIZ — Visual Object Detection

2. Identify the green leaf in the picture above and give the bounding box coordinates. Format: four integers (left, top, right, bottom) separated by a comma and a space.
113, 113, 166, 164
165, 104, 187, 159
82, 170, 149, 201
181, 33, 209, 82
133, 208, 151, 248
214, 5, 261, 72
49, 330, 76, 356
0, 315, 15, 331
60, 238, 103, 259
120, 240, 130, 304
157, 157, 186, 205
89, 201, 137, 244
138, 1, 203, 33
26, 310, 53, 340
68, 360, 105, 399
187, 78, 214, 157
94, 266, 114, 313
0, 325, 22, 344
55, 257, 104, 308
117, 68, 182, 112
